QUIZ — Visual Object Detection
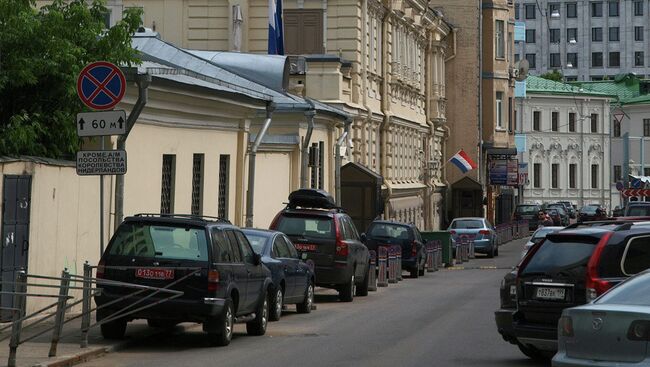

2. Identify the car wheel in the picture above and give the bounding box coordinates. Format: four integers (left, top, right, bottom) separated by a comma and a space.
246, 290, 269, 336
487, 246, 495, 258
495, 245, 499, 257
209, 298, 234, 347
517, 342, 553, 361
296, 281, 314, 314
269, 287, 283, 322
100, 318, 127, 340
356, 265, 370, 297
418, 257, 426, 276
410, 266, 419, 278
338, 274, 355, 302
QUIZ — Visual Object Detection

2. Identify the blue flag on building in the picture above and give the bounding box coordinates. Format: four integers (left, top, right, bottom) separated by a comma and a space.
268, 0, 284, 55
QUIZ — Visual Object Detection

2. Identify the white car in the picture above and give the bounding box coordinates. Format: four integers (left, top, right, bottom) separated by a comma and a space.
521, 226, 563, 258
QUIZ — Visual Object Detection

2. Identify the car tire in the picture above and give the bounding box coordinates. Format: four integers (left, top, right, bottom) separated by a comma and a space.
495, 245, 499, 257
418, 257, 426, 276
100, 318, 127, 340
487, 246, 495, 258
296, 281, 314, 314
209, 298, 234, 347
269, 287, 283, 322
338, 274, 355, 302
517, 342, 553, 361
246, 290, 269, 336
410, 266, 419, 278
356, 265, 370, 297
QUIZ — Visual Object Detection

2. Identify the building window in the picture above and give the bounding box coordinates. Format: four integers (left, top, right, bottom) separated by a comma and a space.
609, 52, 620, 67
613, 120, 621, 137
550, 29, 560, 43
566, 76, 578, 82
515, 4, 520, 19
552, 111, 559, 131
614, 165, 622, 182
608, 1, 619, 16
592, 27, 603, 42
591, 164, 599, 189
591, 75, 604, 81
496, 20, 505, 59
636, 52, 645, 67
515, 53, 520, 62
592, 52, 603, 67
284, 9, 325, 54
549, 3, 560, 16
552, 164, 560, 188
526, 4, 536, 19
591, 113, 599, 133
508, 97, 513, 132
191, 153, 204, 215
496, 92, 504, 128
160, 154, 176, 214
550, 53, 561, 68
644, 119, 650, 137
526, 29, 536, 44
569, 164, 577, 188
526, 53, 537, 69
567, 53, 578, 68
534, 163, 542, 188
567, 28, 577, 43
533, 111, 541, 131
567, 3, 578, 18
609, 27, 619, 42
645, 168, 650, 177
569, 112, 576, 132
635, 27, 644, 41
591, 2, 603, 17
634, 0, 644, 16
218, 155, 230, 219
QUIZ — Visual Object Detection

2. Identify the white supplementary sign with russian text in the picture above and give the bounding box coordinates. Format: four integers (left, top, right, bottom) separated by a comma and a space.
76, 150, 127, 176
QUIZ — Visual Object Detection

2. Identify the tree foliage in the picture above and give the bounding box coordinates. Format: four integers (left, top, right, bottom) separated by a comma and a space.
0, 0, 142, 158
540, 70, 564, 82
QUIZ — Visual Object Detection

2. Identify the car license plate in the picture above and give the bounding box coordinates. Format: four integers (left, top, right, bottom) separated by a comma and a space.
535, 287, 565, 300
294, 244, 317, 252
510, 285, 517, 296
135, 268, 174, 280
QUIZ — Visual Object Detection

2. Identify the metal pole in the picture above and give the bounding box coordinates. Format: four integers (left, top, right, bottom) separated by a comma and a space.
245, 103, 275, 228
641, 138, 645, 177
80, 262, 92, 348
624, 132, 630, 206
49, 270, 71, 357
100, 138, 104, 255
8, 271, 27, 367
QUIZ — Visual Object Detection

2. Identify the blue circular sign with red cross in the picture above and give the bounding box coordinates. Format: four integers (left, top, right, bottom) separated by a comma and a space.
76, 61, 126, 110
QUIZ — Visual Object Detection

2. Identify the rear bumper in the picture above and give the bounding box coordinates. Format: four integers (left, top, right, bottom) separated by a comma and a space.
552, 352, 650, 367
472, 239, 492, 251
401, 257, 420, 270
513, 321, 558, 351
494, 308, 517, 344
313, 264, 352, 287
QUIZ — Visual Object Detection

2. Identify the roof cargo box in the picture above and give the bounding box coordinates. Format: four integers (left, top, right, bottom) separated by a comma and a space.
288, 189, 337, 209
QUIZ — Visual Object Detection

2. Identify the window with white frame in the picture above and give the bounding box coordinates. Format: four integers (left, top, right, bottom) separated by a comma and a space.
496, 92, 504, 128
496, 20, 505, 59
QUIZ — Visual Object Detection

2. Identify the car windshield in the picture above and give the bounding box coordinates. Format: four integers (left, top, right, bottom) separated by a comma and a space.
108, 223, 208, 261
531, 228, 558, 242
549, 206, 566, 215
596, 272, 650, 305
520, 237, 598, 276
451, 220, 483, 229
275, 216, 334, 239
243, 233, 268, 254
627, 206, 650, 216
516, 206, 539, 214
368, 223, 410, 239
581, 206, 597, 213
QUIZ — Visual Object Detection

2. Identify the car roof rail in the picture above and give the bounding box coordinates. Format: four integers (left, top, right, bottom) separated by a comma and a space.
284, 204, 347, 213
133, 213, 232, 224
564, 220, 635, 230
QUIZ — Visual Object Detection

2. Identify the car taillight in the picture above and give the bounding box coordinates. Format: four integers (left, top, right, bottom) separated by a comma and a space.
479, 230, 491, 235
334, 218, 349, 257
208, 270, 220, 292
628, 321, 650, 341
96, 259, 105, 279
412, 242, 418, 256
586, 232, 614, 302
559, 316, 574, 337
450, 230, 456, 235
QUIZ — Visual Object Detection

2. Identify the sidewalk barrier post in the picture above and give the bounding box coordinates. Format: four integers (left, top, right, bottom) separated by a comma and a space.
49, 269, 71, 357
454, 241, 462, 264
368, 250, 377, 292
377, 246, 388, 287
469, 239, 475, 259
396, 246, 403, 281
436, 242, 442, 269
426, 243, 434, 272
388, 246, 397, 283
461, 238, 469, 262
8, 271, 27, 367
81, 262, 92, 348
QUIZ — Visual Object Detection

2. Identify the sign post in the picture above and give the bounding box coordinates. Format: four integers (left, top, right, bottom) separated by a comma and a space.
76, 61, 127, 255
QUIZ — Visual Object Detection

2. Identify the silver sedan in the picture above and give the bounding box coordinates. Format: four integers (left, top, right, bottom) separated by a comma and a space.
553, 271, 650, 366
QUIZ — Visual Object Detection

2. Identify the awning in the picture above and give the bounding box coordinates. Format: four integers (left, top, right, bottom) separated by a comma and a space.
486, 148, 518, 156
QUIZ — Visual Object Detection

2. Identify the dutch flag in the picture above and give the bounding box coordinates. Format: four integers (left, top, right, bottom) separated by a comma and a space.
449, 149, 478, 174
268, 0, 284, 55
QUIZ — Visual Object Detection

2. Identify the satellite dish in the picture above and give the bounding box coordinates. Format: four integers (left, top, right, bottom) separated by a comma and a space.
512, 59, 529, 81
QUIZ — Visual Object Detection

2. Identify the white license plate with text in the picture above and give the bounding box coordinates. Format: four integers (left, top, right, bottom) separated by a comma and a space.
535, 287, 565, 300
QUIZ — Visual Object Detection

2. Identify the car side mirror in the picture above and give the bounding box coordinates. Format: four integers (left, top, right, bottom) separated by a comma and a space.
360, 233, 367, 242
253, 253, 262, 266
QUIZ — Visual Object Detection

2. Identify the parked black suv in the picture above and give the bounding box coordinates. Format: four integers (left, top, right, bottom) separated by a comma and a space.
361, 220, 427, 278
509, 220, 650, 359
95, 214, 273, 346
624, 201, 650, 216
270, 189, 371, 302
514, 204, 542, 230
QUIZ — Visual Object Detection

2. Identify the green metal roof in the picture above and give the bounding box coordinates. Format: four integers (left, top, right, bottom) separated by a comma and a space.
570, 73, 650, 106
526, 76, 611, 97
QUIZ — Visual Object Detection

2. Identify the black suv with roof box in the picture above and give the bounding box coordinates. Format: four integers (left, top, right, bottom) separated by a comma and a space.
508, 220, 650, 360
270, 189, 370, 302
95, 214, 273, 346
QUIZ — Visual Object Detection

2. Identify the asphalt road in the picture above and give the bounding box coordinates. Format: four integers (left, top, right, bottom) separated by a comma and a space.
81, 238, 550, 367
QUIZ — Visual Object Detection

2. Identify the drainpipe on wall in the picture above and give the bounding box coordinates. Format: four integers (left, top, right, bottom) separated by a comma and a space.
379, 3, 393, 218
245, 102, 276, 228
114, 72, 151, 230
478, 0, 486, 217
301, 100, 316, 188
335, 118, 352, 206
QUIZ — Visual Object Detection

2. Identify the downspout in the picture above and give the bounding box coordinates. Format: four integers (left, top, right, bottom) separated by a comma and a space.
478, 0, 485, 212
379, 2, 393, 218
245, 102, 276, 227
361, 0, 373, 162
335, 118, 352, 206
114, 72, 151, 230
301, 100, 316, 188
322, 0, 328, 52
424, 28, 435, 230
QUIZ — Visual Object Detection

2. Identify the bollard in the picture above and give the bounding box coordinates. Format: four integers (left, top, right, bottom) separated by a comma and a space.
368, 250, 377, 292
388, 246, 397, 283
436, 242, 442, 269
377, 246, 388, 287
454, 242, 462, 264
396, 246, 403, 281
469, 239, 475, 259
426, 244, 434, 272
8, 271, 27, 367
81, 262, 92, 348
49, 269, 71, 357
461, 239, 469, 262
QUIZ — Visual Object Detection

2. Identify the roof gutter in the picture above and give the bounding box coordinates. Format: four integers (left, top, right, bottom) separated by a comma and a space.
245, 102, 276, 227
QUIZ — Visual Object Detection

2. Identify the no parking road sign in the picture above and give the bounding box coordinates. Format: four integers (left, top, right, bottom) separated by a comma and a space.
77, 61, 126, 110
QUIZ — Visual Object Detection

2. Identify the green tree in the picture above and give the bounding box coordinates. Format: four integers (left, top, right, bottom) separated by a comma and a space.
0, 0, 142, 158
539, 70, 564, 82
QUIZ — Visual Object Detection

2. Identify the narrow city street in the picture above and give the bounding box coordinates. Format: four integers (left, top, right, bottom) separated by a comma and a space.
78, 238, 546, 367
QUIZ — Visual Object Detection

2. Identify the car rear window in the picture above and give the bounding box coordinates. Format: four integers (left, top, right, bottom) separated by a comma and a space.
622, 236, 650, 276
596, 272, 650, 305
451, 220, 483, 229
109, 223, 208, 261
520, 236, 598, 276
368, 223, 410, 239
516, 205, 539, 214
581, 206, 597, 214
244, 233, 268, 254
275, 216, 334, 239
627, 206, 650, 216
